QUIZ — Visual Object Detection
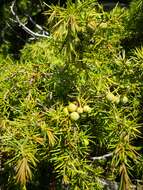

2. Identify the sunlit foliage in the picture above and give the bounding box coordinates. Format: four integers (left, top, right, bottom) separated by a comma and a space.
0, 0, 143, 189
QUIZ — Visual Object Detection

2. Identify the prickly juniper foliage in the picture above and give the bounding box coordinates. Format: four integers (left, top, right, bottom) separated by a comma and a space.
0, 0, 143, 189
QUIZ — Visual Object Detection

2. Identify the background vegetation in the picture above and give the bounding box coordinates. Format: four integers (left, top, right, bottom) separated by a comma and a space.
0, 0, 143, 189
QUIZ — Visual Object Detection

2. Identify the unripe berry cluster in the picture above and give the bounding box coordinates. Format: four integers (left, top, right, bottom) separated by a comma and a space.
63, 102, 92, 121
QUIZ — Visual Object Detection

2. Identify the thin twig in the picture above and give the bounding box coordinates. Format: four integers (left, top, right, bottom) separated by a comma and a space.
10, 0, 49, 38
90, 152, 113, 160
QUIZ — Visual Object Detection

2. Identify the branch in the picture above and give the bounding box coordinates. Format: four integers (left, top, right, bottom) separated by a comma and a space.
10, 0, 49, 38
27, 15, 44, 31
90, 152, 113, 161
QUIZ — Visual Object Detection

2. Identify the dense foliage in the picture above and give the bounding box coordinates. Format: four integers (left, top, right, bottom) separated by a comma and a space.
0, 0, 143, 190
